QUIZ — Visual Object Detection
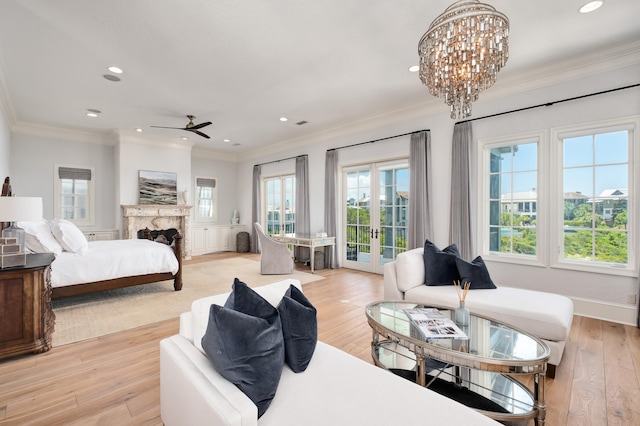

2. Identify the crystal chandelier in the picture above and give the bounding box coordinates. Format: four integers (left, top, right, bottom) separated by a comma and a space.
418, 0, 509, 119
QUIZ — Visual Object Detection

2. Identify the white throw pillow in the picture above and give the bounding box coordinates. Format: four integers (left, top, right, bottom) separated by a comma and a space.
50, 219, 88, 255
17, 219, 63, 255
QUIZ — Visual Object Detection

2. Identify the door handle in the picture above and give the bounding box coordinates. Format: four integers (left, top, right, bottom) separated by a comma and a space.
375, 229, 379, 239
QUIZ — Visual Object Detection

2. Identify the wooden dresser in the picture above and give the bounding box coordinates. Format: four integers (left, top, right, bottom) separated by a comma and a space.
0, 253, 56, 360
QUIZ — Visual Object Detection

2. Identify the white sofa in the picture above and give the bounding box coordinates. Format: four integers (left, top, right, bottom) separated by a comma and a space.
384, 247, 574, 379
160, 279, 500, 426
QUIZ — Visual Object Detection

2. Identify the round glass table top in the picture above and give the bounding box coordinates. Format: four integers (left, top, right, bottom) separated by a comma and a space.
366, 301, 550, 366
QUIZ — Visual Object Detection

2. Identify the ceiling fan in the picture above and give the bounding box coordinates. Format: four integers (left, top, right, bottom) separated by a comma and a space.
151, 115, 212, 139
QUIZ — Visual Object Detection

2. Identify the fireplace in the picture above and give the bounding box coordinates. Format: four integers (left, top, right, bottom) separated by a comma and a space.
122, 205, 192, 259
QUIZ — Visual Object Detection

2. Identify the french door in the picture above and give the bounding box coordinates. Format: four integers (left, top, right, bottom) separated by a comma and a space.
342, 160, 409, 274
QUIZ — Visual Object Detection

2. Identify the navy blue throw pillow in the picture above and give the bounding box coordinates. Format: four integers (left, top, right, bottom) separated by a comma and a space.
201, 278, 284, 418
277, 285, 318, 373
455, 256, 497, 289
424, 240, 461, 286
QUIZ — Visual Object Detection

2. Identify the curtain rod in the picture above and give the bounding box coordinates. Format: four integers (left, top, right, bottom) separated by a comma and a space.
326, 129, 429, 152
255, 154, 307, 168
456, 83, 640, 125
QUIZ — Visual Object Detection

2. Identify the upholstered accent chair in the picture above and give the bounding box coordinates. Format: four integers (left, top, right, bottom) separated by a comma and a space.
254, 222, 294, 275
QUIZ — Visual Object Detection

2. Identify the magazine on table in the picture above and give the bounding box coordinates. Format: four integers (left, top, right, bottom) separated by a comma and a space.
403, 307, 468, 339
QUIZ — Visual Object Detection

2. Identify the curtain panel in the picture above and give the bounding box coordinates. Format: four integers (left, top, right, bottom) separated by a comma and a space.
251, 165, 261, 253
449, 122, 474, 260
324, 150, 338, 268
295, 155, 310, 262
408, 130, 432, 249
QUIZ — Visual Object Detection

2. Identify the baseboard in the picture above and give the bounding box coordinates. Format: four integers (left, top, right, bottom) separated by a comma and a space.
571, 296, 637, 326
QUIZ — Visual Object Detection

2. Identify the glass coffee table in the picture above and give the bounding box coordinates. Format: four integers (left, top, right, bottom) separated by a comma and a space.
365, 301, 550, 425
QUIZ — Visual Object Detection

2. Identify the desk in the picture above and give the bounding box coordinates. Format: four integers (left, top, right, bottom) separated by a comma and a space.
271, 233, 335, 273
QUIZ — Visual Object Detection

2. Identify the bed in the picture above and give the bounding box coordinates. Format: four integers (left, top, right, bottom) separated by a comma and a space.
17, 219, 183, 299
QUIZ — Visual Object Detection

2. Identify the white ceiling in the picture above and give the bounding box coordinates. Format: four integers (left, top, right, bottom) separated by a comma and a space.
0, 1, 638, 155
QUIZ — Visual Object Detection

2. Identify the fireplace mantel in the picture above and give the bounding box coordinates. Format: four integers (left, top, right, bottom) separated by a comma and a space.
121, 204, 192, 259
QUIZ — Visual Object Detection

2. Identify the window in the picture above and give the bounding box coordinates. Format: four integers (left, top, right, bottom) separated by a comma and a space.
485, 139, 539, 257
479, 117, 638, 275
54, 165, 94, 226
263, 175, 295, 235
195, 177, 218, 222
556, 124, 633, 267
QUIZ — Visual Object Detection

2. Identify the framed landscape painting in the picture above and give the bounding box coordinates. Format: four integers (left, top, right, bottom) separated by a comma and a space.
139, 170, 177, 205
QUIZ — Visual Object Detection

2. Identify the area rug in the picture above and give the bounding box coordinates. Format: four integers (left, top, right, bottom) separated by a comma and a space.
51, 257, 324, 346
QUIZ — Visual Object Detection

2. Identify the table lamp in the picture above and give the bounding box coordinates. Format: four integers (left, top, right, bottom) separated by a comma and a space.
0, 196, 43, 253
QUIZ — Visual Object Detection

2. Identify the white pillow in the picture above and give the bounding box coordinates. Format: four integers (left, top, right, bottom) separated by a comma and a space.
50, 219, 88, 256
17, 219, 63, 255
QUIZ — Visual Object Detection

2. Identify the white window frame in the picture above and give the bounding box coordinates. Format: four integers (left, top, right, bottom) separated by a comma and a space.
550, 116, 639, 277
53, 164, 95, 227
194, 176, 218, 223
477, 131, 547, 268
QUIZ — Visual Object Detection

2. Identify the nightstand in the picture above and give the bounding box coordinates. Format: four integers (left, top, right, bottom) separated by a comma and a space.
0, 253, 56, 360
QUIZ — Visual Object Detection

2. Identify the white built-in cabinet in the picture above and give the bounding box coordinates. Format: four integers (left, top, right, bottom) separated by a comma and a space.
191, 225, 245, 256
83, 229, 119, 241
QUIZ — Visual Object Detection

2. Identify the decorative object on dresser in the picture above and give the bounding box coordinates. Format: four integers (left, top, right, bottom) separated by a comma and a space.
0, 195, 44, 261
0, 253, 56, 360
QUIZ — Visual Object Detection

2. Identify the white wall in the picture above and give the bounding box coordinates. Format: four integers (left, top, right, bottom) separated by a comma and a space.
10, 133, 115, 227
0, 103, 11, 181
191, 153, 239, 224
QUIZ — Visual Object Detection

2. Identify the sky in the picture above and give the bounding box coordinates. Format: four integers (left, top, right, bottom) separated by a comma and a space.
494, 130, 629, 198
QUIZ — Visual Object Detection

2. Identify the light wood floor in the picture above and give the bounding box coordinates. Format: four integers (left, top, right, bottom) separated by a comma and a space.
1, 252, 639, 425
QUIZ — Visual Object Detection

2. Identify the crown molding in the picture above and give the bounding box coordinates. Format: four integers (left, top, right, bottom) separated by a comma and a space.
10, 121, 109, 144
191, 147, 238, 162
116, 129, 194, 152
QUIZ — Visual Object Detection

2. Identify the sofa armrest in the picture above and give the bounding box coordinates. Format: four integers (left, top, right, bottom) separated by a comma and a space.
383, 261, 404, 300
160, 335, 258, 426
179, 312, 193, 343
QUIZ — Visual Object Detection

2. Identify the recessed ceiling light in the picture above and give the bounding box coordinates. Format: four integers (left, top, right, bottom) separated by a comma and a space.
103, 74, 121, 82
136, 128, 143, 132
579, 0, 603, 13
280, 117, 288, 122
408, 65, 419, 72
108, 66, 123, 74
181, 137, 188, 140
223, 139, 230, 143
86, 112, 98, 118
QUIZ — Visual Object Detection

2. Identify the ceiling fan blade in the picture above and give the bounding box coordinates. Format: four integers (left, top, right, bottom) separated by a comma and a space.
189, 121, 212, 130
187, 129, 211, 139
150, 125, 184, 130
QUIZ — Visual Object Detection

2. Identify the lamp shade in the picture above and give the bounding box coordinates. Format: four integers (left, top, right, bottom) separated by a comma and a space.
0, 196, 43, 222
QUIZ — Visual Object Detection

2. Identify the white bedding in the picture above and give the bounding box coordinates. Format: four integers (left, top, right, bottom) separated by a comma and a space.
51, 239, 180, 288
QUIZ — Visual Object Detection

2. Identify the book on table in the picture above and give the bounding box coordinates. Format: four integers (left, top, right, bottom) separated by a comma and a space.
403, 307, 468, 339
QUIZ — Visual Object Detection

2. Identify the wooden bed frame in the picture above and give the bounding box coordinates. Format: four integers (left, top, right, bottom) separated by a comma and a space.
51, 231, 183, 299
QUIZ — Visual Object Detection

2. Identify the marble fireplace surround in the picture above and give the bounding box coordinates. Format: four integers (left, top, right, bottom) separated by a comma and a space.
121, 205, 192, 259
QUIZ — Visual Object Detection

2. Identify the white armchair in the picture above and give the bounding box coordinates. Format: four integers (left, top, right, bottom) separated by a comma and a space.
254, 222, 294, 275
